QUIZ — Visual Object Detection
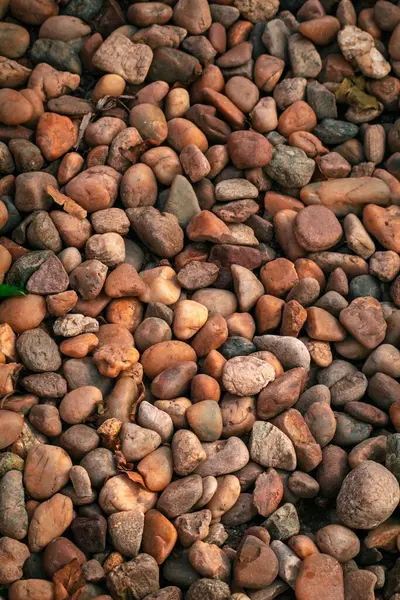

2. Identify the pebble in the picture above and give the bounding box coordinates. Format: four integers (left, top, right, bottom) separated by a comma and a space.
108, 510, 144, 558
1, 2, 400, 599
266, 145, 315, 188
254, 335, 311, 370
250, 421, 297, 470
295, 554, 344, 600
93, 33, 153, 84
337, 461, 400, 529
222, 355, 275, 396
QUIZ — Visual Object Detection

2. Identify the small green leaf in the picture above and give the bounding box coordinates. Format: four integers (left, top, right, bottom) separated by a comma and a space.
0, 284, 27, 297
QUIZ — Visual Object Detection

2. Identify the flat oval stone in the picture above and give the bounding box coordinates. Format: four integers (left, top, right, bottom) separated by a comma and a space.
219, 336, 256, 359
222, 355, 275, 396
313, 118, 359, 144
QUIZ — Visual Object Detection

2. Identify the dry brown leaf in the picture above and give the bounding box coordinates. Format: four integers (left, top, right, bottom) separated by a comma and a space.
0, 325, 12, 359
0, 363, 22, 397
130, 380, 145, 422
125, 471, 149, 489
114, 449, 133, 472
53, 559, 85, 600
47, 185, 87, 220
114, 450, 150, 490
97, 417, 122, 451
74, 112, 93, 151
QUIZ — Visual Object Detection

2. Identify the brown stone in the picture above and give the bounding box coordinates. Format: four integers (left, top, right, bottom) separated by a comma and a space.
294, 206, 343, 252
260, 258, 299, 298
295, 554, 344, 600
257, 367, 307, 419
340, 297, 387, 349
234, 535, 279, 589
306, 307, 346, 342
278, 101, 317, 137
253, 469, 283, 517
298, 16, 340, 45
301, 177, 390, 217
36, 112, 77, 161
363, 204, 400, 253
281, 300, 308, 337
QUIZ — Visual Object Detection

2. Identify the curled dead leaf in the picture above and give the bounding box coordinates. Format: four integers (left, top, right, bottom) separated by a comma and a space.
114, 451, 150, 490
53, 559, 85, 600
130, 380, 145, 422
97, 417, 122, 451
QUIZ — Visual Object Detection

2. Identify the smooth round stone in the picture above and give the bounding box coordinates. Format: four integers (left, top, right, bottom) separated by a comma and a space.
0, 196, 21, 236
219, 336, 256, 359
313, 118, 359, 145
349, 274, 381, 300
30, 39, 82, 74
337, 460, 400, 529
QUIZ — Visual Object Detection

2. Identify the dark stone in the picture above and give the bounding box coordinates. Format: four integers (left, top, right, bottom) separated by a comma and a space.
71, 515, 107, 553
0, 196, 21, 236
62, 0, 104, 21
219, 336, 257, 359
23, 553, 47, 580
313, 119, 359, 145
163, 550, 200, 588
209, 244, 261, 270
249, 23, 266, 60
145, 303, 174, 326
63, 358, 113, 396
148, 47, 202, 85
307, 80, 338, 120
6, 249, 53, 286
349, 274, 381, 301
246, 215, 273, 243
333, 412, 373, 446
30, 39, 82, 75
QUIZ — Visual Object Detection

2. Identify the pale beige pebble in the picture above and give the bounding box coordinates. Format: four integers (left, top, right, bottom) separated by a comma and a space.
222, 356, 275, 396
231, 264, 265, 312
172, 429, 207, 476
192, 288, 237, 317
92, 74, 126, 102
205, 474, 241, 520
165, 88, 190, 120
92, 33, 153, 84
173, 299, 209, 340
85, 232, 126, 267
344, 213, 376, 259
139, 266, 181, 305
137, 400, 174, 441
357, 47, 391, 79
337, 25, 374, 61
